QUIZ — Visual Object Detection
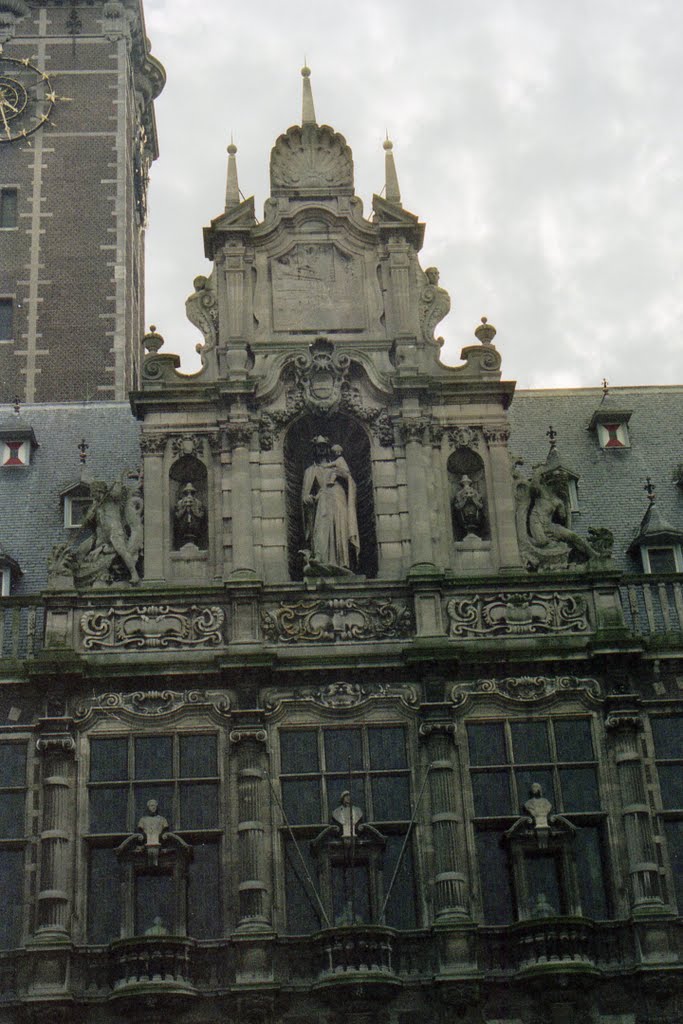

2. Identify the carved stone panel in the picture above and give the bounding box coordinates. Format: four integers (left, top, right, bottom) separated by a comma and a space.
75, 689, 231, 720
451, 675, 601, 704
445, 591, 591, 638
261, 597, 413, 643
79, 604, 226, 650
271, 243, 365, 332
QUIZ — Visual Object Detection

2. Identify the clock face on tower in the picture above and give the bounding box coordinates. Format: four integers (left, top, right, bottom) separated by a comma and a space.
0, 55, 55, 143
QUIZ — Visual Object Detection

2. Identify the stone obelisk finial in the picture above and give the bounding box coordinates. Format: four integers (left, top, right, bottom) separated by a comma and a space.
301, 64, 317, 126
225, 138, 240, 209
383, 135, 401, 205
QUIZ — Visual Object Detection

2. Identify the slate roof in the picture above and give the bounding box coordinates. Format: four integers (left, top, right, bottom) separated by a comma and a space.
0, 386, 680, 594
508, 385, 683, 572
0, 403, 140, 595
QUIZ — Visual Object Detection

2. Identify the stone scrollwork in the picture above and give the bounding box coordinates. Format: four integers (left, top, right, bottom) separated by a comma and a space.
185, 271, 219, 356
263, 680, 417, 713
75, 689, 230, 720
170, 434, 206, 461
451, 675, 601, 705
79, 604, 225, 650
445, 591, 591, 638
293, 336, 351, 413
261, 598, 414, 644
419, 266, 451, 345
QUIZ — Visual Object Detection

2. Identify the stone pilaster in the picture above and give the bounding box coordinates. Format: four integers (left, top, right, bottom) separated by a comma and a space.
230, 728, 271, 931
483, 427, 522, 571
419, 722, 469, 919
139, 432, 167, 580
225, 423, 257, 578
399, 419, 436, 569
34, 723, 76, 940
605, 711, 664, 912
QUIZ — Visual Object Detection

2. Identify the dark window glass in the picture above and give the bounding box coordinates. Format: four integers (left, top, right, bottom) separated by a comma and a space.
332, 862, 370, 924
554, 719, 593, 762
188, 841, 221, 937
179, 781, 218, 829
280, 730, 319, 774
475, 830, 514, 924
0, 791, 25, 838
0, 300, 13, 341
135, 873, 175, 936
472, 770, 511, 817
0, 743, 26, 787
510, 720, 550, 764
651, 718, 681, 760
664, 821, 683, 911
468, 722, 506, 766
574, 825, 608, 918
371, 774, 410, 821
324, 729, 362, 772
559, 767, 600, 812
657, 766, 683, 809
133, 783, 174, 826
368, 726, 408, 770
524, 852, 563, 916
648, 547, 677, 573
179, 734, 217, 778
0, 849, 23, 948
87, 847, 120, 943
514, 769, 555, 814
282, 778, 320, 825
384, 834, 416, 929
89, 786, 127, 834
0, 188, 17, 228
284, 836, 321, 934
134, 736, 173, 779
90, 738, 127, 782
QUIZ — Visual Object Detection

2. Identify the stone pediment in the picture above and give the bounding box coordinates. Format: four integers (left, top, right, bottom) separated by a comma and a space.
204, 196, 256, 258
270, 123, 354, 197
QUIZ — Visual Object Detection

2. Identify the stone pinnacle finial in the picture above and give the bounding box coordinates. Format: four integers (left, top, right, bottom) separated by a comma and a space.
546, 425, 558, 450
225, 137, 240, 210
602, 377, 609, 396
474, 316, 497, 345
12, 395, 20, 415
383, 135, 401, 205
301, 64, 317, 126
77, 438, 89, 465
644, 477, 656, 504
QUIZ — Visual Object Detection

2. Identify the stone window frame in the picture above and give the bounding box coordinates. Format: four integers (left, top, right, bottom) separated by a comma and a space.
0, 298, 14, 342
640, 545, 683, 574
82, 725, 225, 943
0, 187, 18, 230
0, 735, 30, 950
276, 717, 419, 933
62, 485, 91, 529
649, 714, 683, 913
463, 712, 610, 924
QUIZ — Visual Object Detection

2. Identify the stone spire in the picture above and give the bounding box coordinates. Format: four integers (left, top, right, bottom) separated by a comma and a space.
225, 139, 240, 210
383, 136, 401, 205
301, 64, 317, 126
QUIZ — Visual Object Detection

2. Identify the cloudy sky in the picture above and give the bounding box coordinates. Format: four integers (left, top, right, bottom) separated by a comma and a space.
143, 0, 683, 390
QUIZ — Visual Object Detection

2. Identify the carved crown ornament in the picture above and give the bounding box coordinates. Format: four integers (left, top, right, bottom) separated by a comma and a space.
263, 680, 418, 716
450, 676, 601, 708
74, 689, 231, 723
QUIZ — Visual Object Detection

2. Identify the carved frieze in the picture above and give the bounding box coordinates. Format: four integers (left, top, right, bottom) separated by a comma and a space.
261, 598, 414, 644
451, 676, 600, 705
80, 604, 225, 650
445, 591, 591, 638
263, 680, 417, 713
75, 689, 230, 720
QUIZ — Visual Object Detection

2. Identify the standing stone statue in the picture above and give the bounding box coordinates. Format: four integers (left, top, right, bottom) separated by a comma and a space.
301, 436, 359, 574
138, 799, 169, 867
173, 481, 207, 548
75, 471, 143, 585
452, 473, 486, 538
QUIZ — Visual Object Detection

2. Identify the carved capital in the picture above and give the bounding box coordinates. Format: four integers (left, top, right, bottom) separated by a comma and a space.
225, 423, 254, 451
139, 433, 167, 456
483, 427, 510, 447
605, 712, 643, 733
229, 727, 268, 746
428, 422, 444, 447
36, 724, 76, 756
399, 419, 429, 446
418, 721, 456, 743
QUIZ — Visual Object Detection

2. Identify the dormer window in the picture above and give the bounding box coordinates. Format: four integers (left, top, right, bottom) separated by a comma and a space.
0, 546, 22, 596
62, 483, 92, 528
596, 421, 629, 449
0, 410, 38, 467
629, 484, 683, 575
1, 440, 29, 467
588, 389, 632, 450
641, 546, 682, 574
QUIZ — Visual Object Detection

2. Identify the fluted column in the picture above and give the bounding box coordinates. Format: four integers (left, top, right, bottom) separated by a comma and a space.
606, 711, 664, 911
230, 728, 271, 931
400, 419, 435, 569
483, 427, 523, 571
140, 433, 167, 580
225, 423, 256, 578
35, 726, 76, 939
419, 722, 469, 919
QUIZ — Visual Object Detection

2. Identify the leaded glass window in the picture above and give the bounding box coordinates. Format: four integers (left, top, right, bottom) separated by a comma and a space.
0, 740, 28, 949
651, 715, 683, 911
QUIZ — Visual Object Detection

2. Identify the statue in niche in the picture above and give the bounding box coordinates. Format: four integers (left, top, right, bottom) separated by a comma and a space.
301, 436, 359, 576
73, 470, 143, 586
332, 790, 364, 840
419, 266, 451, 345
185, 272, 218, 356
173, 481, 207, 548
137, 798, 169, 867
452, 473, 486, 538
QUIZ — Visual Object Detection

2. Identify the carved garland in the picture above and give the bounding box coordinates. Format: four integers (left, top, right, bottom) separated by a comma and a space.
80, 604, 225, 650
445, 591, 591, 638
261, 598, 414, 644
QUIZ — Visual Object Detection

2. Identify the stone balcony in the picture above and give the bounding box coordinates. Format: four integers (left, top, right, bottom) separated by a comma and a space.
312, 925, 402, 1000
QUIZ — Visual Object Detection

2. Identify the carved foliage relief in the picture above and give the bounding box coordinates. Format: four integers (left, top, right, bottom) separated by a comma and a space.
80, 604, 226, 650
445, 591, 591, 638
261, 597, 413, 643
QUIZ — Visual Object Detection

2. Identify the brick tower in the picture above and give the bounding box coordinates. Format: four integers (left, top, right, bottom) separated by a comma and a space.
0, 0, 164, 402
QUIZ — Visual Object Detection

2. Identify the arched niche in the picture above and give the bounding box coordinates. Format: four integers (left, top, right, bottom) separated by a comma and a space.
447, 446, 489, 542
284, 414, 378, 580
169, 454, 208, 551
